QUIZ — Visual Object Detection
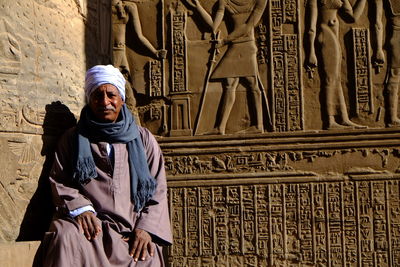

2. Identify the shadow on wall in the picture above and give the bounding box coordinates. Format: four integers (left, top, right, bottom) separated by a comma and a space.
17, 101, 76, 241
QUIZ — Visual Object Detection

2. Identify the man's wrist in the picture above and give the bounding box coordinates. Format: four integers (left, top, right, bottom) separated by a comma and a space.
69, 205, 96, 218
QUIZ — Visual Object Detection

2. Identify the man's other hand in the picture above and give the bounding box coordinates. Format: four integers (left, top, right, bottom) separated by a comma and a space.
128, 228, 154, 261
75, 211, 102, 241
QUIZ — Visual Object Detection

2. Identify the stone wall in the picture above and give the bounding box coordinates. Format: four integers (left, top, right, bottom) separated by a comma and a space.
0, 0, 109, 242
161, 130, 400, 266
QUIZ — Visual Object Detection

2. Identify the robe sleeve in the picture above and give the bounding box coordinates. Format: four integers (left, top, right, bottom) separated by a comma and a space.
49, 127, 93, 213
135, 127, 173, 246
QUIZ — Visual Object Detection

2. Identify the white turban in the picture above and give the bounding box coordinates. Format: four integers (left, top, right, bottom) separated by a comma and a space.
85, 65, 126, 103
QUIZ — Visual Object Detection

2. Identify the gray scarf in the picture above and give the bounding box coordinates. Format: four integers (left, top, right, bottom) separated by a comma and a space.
73, 104, 156, 212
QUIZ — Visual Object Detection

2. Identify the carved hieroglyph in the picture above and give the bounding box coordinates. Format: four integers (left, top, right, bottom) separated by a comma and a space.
269, 0, 303, 132
161, 130, 400, 266
352, 28, 373, 116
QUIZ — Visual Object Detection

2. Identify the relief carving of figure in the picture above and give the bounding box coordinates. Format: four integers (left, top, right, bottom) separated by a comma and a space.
306, 0, 367, 129
0, 20, 21, 78
373, 0, 400, 127
186, 0, 268, 135
112, 0, 166, 110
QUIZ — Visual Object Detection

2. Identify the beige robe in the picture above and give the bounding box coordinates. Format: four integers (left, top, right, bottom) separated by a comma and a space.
35, 126, 172, 267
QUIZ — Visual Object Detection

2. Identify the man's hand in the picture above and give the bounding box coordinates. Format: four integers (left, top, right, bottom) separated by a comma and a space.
127, 228, 154, 262
75, 211, 101, 241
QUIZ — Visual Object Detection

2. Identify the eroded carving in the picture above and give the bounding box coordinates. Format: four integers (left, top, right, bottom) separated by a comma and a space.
163, 146, 400, 178
0, 133, 44, 241
352, 28, 373, 116
0, 104, 46, 134
170, 3, 188, 94
169, 4, 192, 136
306, 0, 367, 129
168, 181, 400, 265
269, 0, 303, 132
112, 0, 165, 110
0, 19, 21, 85
186, 0, 268, 135
372, 0, 400, 127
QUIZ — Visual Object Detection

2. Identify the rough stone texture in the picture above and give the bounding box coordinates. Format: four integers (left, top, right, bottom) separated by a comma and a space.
0, 0, 109, 243
161, 130, 400, 266
0, 241, 40, 267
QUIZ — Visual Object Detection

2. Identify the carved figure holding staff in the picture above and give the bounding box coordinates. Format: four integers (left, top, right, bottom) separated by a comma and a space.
186, 0, 268, 135
306, 0, 367, 129
112, 0, 166, 110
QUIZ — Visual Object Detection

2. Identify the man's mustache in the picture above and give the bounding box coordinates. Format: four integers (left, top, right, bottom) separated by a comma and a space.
97, 106, 116, 112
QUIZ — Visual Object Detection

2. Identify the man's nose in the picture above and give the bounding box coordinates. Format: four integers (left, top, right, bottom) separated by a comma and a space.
99, 93, 111, 105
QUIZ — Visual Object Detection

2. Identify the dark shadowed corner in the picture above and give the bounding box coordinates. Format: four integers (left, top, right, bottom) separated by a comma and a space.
17, 101, 76, 241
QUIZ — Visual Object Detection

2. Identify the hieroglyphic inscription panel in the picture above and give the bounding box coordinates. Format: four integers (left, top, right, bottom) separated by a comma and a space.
167, 181, 400, 266
149, 60, 163, 97
268, 0, 303, 132
170, 4, 188, 95
161, 130, 400, 266
353, 28, 373, 115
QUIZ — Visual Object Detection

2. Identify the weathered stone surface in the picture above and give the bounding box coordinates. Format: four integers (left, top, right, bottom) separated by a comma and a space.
0, 0, 107, 242
0, 241, 40, 267
160, 129, 400, 266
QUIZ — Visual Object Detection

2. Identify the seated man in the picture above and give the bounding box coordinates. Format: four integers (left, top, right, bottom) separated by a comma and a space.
34, 65, 172, 266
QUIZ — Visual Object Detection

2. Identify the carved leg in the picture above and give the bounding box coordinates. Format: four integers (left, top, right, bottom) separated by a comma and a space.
327, 81, 365, 129
325, 78, 349, 129
327, 115, 348, 129
337, 86, 366, 129
319, 26, 365, 129
387, 68, 400, 127
214, 78, 239, 135
248, 76, 264, 133
320, 31, 347, 130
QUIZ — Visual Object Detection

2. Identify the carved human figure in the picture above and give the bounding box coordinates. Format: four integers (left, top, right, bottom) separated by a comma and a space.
373, 0, 400, 126
112, 0, 166, 109
186, 0, 267, 135
306, 0, 366, 129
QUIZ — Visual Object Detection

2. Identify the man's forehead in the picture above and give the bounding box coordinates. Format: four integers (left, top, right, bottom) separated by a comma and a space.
93, 84, 119, 92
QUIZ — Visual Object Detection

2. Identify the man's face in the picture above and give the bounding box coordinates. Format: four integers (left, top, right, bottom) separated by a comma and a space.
88, 84, 124, 123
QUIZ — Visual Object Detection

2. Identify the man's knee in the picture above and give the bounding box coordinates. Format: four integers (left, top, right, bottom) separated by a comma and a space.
47, 218, 82, 242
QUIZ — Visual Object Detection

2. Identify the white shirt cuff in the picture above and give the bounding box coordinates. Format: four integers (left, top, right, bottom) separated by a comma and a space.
69, 205, 96, 218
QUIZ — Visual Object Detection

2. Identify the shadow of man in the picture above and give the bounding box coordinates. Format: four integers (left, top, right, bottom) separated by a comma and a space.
17, 101, 76, 241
